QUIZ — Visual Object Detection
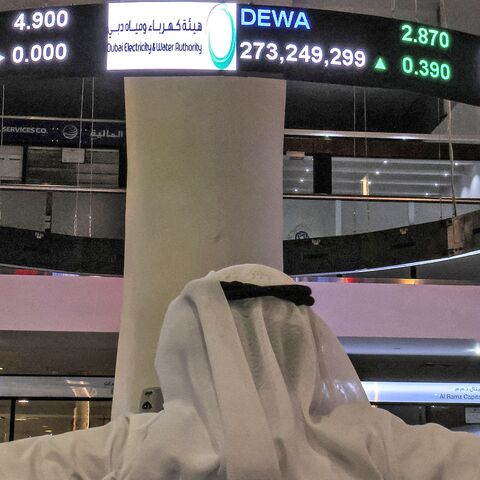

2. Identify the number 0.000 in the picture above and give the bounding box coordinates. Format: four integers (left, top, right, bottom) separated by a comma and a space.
12, 43, 68, 64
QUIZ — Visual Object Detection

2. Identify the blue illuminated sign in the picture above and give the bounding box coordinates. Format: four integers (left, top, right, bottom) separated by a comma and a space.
240, 7, 311, 30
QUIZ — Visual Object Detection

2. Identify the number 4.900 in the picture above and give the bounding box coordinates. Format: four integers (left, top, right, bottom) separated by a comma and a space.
13, 10, 69, 30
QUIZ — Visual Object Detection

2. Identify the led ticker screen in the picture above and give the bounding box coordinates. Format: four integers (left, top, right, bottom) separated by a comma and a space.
0, 2, 477, 106
238, 8, 368, 71
399, 24, 453, 82
235, 5, 480, 106
0, 5, 105, 77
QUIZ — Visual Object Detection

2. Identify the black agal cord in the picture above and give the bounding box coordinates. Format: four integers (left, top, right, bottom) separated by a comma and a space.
220, 281, 314, 306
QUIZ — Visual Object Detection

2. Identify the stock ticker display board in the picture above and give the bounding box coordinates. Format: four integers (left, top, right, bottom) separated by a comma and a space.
0, 2, 477, 105
0, 5, 106, 77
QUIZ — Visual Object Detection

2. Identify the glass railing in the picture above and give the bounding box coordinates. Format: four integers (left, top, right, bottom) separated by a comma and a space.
13, 399, 111, 440
0, 184, 125, 274
284, 195, 480, 239
0, 184, 125, 239
4, 186, 477, 243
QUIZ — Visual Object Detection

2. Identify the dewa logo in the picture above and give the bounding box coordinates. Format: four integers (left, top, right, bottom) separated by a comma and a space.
206, 4, 236, 70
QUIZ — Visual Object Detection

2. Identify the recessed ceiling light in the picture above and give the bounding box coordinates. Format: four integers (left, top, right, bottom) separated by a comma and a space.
383, 160, 388, 164
0, 367, 3, 371
300, 178, 304, 183
18, 399, 29, 404
294, 188, 298, 192
375, 171, 380, 175
434, 183, 439, 187
368, 181, 372, 185
425, 193, 430, 196
444, 172, 449, 176
455, 162, 459, 166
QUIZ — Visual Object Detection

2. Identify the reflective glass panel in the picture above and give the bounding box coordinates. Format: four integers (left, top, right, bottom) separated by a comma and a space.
14, 399, 111, 440
331, 157, 479, 199
0, 399, 11, 443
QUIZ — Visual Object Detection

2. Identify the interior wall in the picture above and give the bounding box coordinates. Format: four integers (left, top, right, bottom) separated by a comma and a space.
456, 164, 480, 198
0, 275, 122, 332
0, 191, 47, 231
434, 104, 480, 137
1, 275, 479, 343
308, 281, 480, 340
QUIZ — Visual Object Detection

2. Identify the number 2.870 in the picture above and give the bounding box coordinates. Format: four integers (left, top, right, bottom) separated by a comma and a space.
239, 42, 366, 67
401, 24, 451, 49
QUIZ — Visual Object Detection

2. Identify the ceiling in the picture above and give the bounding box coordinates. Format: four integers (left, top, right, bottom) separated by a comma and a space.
0, 330, 479, 383
341, 336, 480, 356
0, 331, 117, 376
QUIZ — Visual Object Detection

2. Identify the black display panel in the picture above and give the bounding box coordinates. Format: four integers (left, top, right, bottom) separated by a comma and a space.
236, 5, 480, 106
0, 5, 107, 77
0, 3, 477, 106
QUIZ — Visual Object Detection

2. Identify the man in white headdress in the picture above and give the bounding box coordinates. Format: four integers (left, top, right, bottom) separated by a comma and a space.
1, 264, 480, 479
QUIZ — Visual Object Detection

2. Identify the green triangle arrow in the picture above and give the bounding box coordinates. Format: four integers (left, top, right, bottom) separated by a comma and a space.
373, 57, 388, 72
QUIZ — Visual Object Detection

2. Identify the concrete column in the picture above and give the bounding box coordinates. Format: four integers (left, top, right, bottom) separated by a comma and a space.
113, 76, 286, 415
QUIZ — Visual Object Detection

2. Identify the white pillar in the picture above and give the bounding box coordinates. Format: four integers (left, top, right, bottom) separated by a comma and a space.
113, 76, 286, 415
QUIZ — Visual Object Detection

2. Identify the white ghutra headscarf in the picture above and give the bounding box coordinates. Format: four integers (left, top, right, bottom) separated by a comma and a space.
1, 264, 480, 479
